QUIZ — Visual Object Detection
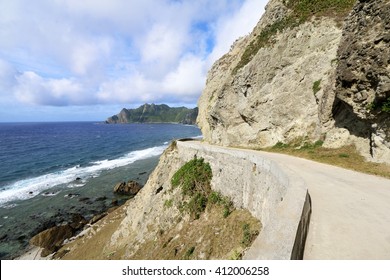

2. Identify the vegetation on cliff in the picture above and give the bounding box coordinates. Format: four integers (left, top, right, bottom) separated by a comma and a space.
171, 157, 234, 219
106, 103, 198, 124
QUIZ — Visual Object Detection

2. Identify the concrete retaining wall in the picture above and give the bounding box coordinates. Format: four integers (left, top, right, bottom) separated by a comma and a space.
176, 140, 311, 259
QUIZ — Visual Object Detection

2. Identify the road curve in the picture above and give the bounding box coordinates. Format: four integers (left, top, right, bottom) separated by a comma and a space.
257, 150, 390, 259
194, 141, 390, 259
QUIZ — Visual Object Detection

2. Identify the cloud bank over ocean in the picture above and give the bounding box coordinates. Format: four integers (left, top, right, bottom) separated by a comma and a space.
0, 0, 266, 121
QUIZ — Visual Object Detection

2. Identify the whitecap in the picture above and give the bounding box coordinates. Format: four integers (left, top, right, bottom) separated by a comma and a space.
0, 145, 167, 206
67, 183, 85, 189
1, 203, 17, 209
41, 191, 61, 197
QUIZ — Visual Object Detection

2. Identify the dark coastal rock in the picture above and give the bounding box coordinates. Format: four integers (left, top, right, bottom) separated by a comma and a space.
30, 225, 74, 257
65, 193, 80, 199
111, 198, 119, 206
107, 206, 119, 213
69, 214, 87, 231
113, 180, 142, 196
0, 234, 8, 241
78, 197, 90, 202
53, 249, 70, 259
89, 213, 107, 225
95, 196, 107, 202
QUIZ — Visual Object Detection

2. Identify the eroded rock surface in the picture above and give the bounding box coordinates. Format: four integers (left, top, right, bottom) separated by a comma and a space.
197, 0, 390, 163
334, 0, 390, 162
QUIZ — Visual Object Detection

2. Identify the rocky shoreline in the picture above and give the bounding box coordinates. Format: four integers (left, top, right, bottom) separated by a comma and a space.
12, 179, 144, 260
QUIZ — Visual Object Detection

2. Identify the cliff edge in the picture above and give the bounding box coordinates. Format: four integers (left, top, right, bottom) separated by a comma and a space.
197, 0, 390, 163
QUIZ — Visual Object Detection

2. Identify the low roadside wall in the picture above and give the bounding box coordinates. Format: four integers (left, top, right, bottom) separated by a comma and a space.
176, 140, 311, 259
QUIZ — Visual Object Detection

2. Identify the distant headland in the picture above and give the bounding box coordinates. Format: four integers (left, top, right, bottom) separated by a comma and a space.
105, 103, 198, 125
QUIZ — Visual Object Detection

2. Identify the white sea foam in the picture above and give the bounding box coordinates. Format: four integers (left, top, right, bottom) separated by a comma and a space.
41, 191, 61, 197
66, 183, 86, 189
0, 145, 166, 207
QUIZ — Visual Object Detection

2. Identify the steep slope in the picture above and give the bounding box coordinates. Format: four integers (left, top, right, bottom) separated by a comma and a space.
197, 0, 390, 163
333, 0, 390, 162
106, 104, 198, 124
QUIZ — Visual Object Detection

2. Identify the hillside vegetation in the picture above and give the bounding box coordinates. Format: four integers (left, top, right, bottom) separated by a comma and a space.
234, 0, 356, 73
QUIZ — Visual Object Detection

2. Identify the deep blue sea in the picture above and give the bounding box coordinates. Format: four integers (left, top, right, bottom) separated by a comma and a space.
0, 122, 201, 259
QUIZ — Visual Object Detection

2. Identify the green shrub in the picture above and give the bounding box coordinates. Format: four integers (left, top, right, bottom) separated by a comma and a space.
171, 157, 212, 196
208, 191, 234, 218
366, 97, 390, 114
241, 223, 259, 248
381, 97, 390, 113
208, 191, 223, 205
273, 142, 289, 149
300, 140, 324, 150
171, 157, 213, 219
241, 223, 252, 247
312, 79, 322, 95
187, 193, 208, 220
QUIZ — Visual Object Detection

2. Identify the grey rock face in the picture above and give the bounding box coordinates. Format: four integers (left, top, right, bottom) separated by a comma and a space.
198, 0, 390, 163
198, 1, 342, 148
334, 0, 390, 162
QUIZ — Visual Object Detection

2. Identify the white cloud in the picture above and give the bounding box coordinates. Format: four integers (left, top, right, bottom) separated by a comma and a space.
14, 71, 85, 106
208, 0, 268, 64
0, 0, 267, 120
69, 38, 112, 76
163, 55, 206, 99
0, 59, 16, 93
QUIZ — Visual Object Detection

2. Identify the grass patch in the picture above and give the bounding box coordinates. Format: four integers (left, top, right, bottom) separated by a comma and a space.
267, 143, 390, 179
366, 97, 390, 114
209, 191, 234, 218
164, 199, 173, 208
184, 246, 195, 260
312, 79, 322, 95
233, 0, 355, 74
241, 223, 259, 247
338, 153, 349, 158
229, 250, 242, 260
131, 207, 261, 260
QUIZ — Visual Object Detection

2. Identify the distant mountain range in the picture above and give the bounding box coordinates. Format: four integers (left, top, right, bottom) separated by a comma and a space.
105, 103, 198, 125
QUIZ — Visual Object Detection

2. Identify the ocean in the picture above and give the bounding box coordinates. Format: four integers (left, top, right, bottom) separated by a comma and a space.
0, 122, 201, 259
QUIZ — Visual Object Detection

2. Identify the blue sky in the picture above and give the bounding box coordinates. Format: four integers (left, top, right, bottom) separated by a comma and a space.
0, 0, 267, 122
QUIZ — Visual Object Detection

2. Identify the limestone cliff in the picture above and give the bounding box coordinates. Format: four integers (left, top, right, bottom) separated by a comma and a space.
197, 0, 390, 163
333, 0, 390, 162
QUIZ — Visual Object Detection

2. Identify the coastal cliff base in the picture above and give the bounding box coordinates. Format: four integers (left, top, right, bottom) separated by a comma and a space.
51, 140, 310, 260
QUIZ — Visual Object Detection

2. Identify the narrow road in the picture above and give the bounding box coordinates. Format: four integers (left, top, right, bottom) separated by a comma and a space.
196, 142, 390, 259
255, 151, 390, 259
